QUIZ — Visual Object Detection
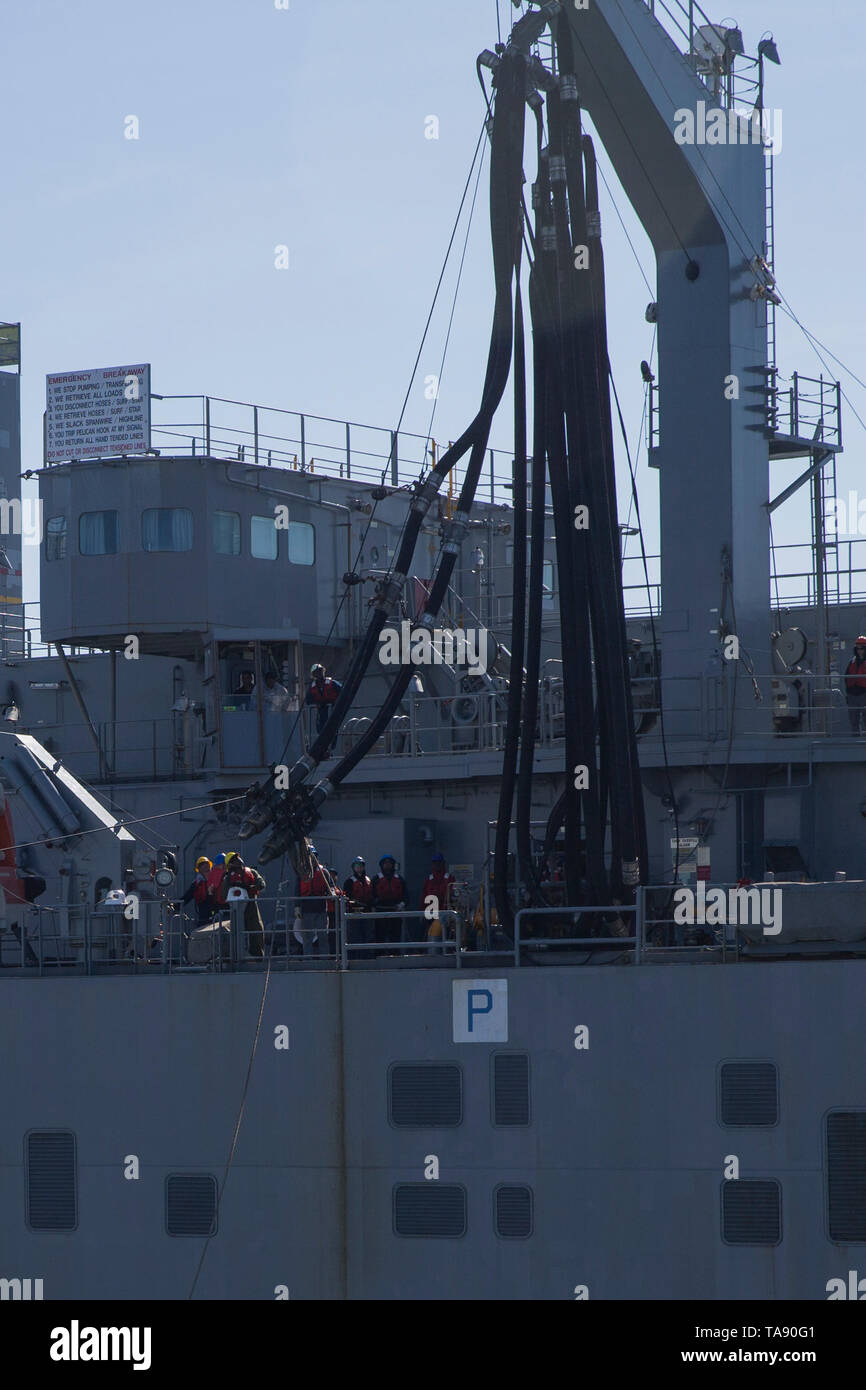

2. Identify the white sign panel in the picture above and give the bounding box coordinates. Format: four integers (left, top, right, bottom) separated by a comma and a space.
452, 978, 508, 1043
45, 364, 151, 463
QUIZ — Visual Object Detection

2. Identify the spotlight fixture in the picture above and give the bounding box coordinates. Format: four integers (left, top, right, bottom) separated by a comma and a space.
758, 34, 781, 65
724, 26, 745, 57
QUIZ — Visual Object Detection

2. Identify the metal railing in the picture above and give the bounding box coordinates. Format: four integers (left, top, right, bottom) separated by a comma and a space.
341, 909, 461, 968
0, 895, 465, 975
0, 601, 104, 662
769, 373, 842, 448
6, 879, 866, 974
50, 394, 519, 508
642, 0, 763, 111
514, 904, 639, 966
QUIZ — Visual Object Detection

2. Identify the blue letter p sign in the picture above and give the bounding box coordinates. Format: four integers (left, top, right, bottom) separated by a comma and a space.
467, 989, 492, 1033
452, 979, 508, 1042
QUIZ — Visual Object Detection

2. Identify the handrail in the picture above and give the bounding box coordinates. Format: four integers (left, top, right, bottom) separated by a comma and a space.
514, 904, 640, 967
44, 391, 518, 508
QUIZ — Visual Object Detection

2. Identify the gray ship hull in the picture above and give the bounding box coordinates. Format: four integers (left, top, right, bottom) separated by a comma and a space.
2, 960, 862, 1300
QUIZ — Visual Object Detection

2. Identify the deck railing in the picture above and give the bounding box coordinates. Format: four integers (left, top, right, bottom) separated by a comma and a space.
59, 393, 519, 509
6, 879, 862, 975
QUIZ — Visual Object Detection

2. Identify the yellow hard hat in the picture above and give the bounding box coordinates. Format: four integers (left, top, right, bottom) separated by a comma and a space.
195, 856, 212, 871
225, 851, 238, 865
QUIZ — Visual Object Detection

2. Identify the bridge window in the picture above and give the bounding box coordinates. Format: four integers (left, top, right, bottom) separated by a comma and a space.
142, 508, 193, 552
213, 510, 241, 556
288, 520, 315, 566
542, 559, 555, 609
46, 515, 67, 561
79, 510, 118, 556
251, 515, 278, 560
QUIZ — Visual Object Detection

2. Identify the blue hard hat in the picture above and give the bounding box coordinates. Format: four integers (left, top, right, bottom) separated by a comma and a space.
431, 852, 445, 863
214, 853, 226, 866
379, 854, 396, 866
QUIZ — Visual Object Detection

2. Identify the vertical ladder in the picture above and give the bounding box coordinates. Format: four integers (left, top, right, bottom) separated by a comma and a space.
764, 141, 776, 372
811, 449, 838, 682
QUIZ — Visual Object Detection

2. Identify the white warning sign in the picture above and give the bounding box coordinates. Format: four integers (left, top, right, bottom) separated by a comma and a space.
45, 364, 151, 463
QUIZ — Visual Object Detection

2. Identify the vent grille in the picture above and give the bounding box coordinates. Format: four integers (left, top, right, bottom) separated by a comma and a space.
394, 1184, 467, 1238
722, 1180, 781, 1245
495, 1184, 533, 1238
827, 1112, 866, 1241
165, 1174, 218, 1237
389, 1064, 462, 1127
719, 1062, 778, 1126
493, 1054, 530, 1126
26, 1131, 77, 1231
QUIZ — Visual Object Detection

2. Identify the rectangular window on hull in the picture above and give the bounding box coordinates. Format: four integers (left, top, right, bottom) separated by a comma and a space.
393, 1184, 467, 1238
288, 521, 315, 565
495, 1184, 533, 1238
492, 1053, 530, 1126
142, 508, 193, 552
719, 1061, 778, 1126
165, 1174, 218, 1237
26, 1131, 77, 1231
827, 1111, 866, 1241
251, 515, 278, 560
213, 510, 241, 556
389, 1064, 462, 1127
721, 1179, 781, 1245
46, 515, 67, 561
79, 510, 118, 555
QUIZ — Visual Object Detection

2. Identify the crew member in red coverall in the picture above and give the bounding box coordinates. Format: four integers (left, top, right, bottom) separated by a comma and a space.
845, 637, 866, 735
370, 855, 409, 950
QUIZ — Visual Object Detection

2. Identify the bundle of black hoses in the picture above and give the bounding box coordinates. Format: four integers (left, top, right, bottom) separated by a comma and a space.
238, 47, 531, 862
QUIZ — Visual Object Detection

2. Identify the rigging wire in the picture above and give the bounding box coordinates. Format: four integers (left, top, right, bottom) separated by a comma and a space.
188, 948, 273, 1299
423, 138, 488, 465
774, 306, 866, 394
594, 156, 655, 297
275, 115, 491, 767
776, 299, 866, 436
608, 367, 681, 890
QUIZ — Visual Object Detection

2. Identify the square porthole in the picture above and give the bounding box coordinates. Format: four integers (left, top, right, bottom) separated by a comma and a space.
718, 1061, 778, 1126
721, 1180, 781, 1246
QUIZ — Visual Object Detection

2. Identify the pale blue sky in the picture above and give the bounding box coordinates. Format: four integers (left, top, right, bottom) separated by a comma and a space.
3, 0, 864, 600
